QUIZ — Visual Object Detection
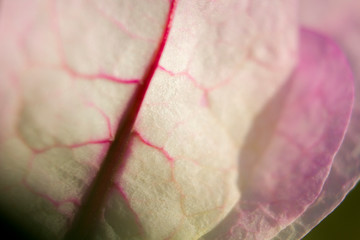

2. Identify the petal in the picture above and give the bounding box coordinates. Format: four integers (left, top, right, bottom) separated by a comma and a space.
0, 0, 170, 238
97, 1, 297, 239
0, 0, 297, 239
204, 29, 354, 239
275, 1, 360, 238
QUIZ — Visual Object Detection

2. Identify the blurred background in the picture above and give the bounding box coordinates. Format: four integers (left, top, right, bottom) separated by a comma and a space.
304, 183, 360, 240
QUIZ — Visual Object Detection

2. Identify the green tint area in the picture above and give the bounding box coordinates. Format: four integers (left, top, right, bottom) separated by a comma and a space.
304, 183, 360, 240
1, 183, 360, 240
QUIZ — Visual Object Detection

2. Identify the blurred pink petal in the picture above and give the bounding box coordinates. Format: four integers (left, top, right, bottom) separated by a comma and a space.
275, 1, 360, 238
204, 29, 354, 239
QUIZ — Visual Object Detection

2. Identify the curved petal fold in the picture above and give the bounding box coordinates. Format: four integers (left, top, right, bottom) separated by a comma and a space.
204, 29, 354, 240
276, 1, 360, 238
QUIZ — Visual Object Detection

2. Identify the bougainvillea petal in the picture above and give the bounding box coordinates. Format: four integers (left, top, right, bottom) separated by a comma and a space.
203, 29, 354, 240
275, 1, 360, 238
0, 0, 297, 239
95, 1, 297, 239
0, 0, 170, 238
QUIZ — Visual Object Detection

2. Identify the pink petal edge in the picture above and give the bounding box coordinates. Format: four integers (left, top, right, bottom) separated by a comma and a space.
203, 28, 354, 240
275, 0, 360, 238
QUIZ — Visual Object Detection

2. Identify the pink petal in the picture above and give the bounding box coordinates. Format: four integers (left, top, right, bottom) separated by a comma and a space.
274, 1, 360, 238
204, 29, 354, 239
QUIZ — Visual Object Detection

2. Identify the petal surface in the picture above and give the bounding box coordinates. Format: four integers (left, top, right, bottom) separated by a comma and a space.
0, 0, 296, 239
99, 1, 297, 239
203, 29, 354, 240
275, 1, 360, 238
0, 0, 170, 238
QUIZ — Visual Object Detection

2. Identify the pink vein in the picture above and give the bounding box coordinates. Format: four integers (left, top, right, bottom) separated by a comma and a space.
85, 101, 113, 139
64, 64, 140, 84
134, 131, 174, 163
50, 0, 139, 85
64, 1, 179, 239
92, 0, 156, 43
157, 65, 233, 107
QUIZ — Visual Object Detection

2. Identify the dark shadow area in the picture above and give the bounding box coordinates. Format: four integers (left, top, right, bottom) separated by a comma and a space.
237, 77, 293, 193
0, 208, 41, 240
303, 182, 360, 240
202, 77, 294, 239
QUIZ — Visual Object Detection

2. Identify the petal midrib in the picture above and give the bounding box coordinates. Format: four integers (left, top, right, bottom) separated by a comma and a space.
64, 1, 178, 239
